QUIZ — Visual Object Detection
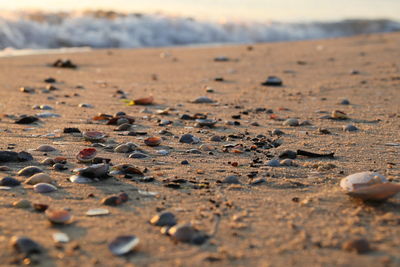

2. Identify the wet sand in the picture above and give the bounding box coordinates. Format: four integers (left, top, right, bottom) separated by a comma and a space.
0, 32, 399, 266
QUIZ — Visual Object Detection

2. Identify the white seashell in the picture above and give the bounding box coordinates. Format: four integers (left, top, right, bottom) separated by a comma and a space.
340, 172, 387, 192
108, 235, 139, 256
69, 175, 93, 184
52, 232, 69, 243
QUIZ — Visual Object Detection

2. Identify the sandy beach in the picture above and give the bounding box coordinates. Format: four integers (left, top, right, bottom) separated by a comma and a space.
0, 32, 399, 266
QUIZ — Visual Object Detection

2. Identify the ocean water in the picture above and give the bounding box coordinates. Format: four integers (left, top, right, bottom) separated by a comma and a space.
0, 11, 399, 52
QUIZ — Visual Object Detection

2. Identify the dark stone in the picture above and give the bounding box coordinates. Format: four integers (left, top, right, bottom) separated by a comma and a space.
15, 116, 39, 124
52, 59, 77, 69
11, 236, 41, 255
44, 77, 56, 83
150, 211, 177, 227
261, 76, 283, 86
279, 150, 297, 159
63, 127, 81, 133
181, 160, 189, 165
222, 175, 241, 184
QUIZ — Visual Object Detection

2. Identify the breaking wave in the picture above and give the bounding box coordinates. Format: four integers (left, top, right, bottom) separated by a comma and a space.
0, 11, 399, 49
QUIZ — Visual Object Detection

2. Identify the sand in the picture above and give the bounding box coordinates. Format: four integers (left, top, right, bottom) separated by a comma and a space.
0, 32, 399, 267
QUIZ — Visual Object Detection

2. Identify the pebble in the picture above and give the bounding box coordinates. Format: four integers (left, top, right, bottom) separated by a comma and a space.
114, 123, 131, 131
340, 99, 350, 105
179, 134, 200, 144
53, 163, 67, 171
192, 96, 215, 104
11, 236, 41, 255
168, 224, 207, 244
195, 119, 217, 127
181, 160, 189, 165
108, 235, 140, 256
15, 116, 39, 124
280, 159, 293, 166
144, 137, 162, 146
33, 183, 57, 193
17, 166, 44, 177
78, 103, 93, 108
36, 112, 61, 118
199, 144, 214, 151
101, 196, 122, 206
25, 173, 53, 185
156, 150, 169, 156
342, 239, 371, 254
282, 118, 299, 126
266, 159, 280, 167
343, 124, 358, 132
1, 177, 21, 187
150, 211, 177, 226
187, 149, 201, 154
35, 145, 56, 152
222, 175, 241, 184
13, 199, 32, 209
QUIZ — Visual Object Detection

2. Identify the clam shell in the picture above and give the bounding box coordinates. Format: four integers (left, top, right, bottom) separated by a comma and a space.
332, 110, 349, 119
33, 183, 57, 193
108, 235, 139, 256
114, 144, 131, 153
25, 173, 53, 185
17, 166, 43, 177
144, 137, 162, 146
69, 175, 93, 184
340, 172, 387, 192
76, 148, 97, 162
83, 131, 106, 142
168, 224, 197, 243
45, 209, 72, 224
74, 163, 109, 178
347, 183, 400, 201
86, 208, 110, 216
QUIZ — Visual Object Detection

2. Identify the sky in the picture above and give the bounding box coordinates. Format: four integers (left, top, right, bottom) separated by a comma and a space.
1, 0, 400, 22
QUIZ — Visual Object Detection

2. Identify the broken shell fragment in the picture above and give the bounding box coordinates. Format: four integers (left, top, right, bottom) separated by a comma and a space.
76, 148, 97, 162
108, 235, 140, 256
340, 172, 387, 192
33, 183, 57, 193
332, 110, 349, 120
86, 208, 110, 216
144, 137, 162, 146
45, 209, 72, 224
83, 131, 106, 142
52, 232, 70, 243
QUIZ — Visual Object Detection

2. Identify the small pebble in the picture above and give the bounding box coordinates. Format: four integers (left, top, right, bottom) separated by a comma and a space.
266, 159, 280, 167
128, 152, 148, 159
150, 211, 177, 227
192, 96, 215, 104
222, 175, 241, 184
342, 239, 371, 254
181, 160, 189, 165
1, 177, 21, 187
343, 124, 358, 132
13, 199, 32, 209
11, 236, 41, 255
340, 99, 350, 105
279, 150, 297, 159
179, 134, 200, 144
283, 118, 299, 126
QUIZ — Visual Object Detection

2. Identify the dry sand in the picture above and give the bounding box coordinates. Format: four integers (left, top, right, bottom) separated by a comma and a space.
0, 32, 399, 267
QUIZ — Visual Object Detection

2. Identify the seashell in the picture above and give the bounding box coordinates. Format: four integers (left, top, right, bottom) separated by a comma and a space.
108, 235, 139, 256
168, 224, 203, 243
86, 208, 110, 216
340, 172, 387, 192
1, 177, 21, 187
222, 175, 241, 184
13, 199, 32, 209
347, 183, 400, 201
144, 137, 162, 147
35, 145, 56, 152
41, 157, 55, 165
10, 236, 41, 255
33, 183, 57, 193
45, 209, 72, 224
52, 232, 69, 243
101, 196, 122, 206
83, 131, 106, 142
110, 164, 143, 176
128, 152, 148, 159
17, 166, 43, 177
107, 115, 135, 125
150, 211, 177, 227
25, 173, 53, 185
282, 118, 299, 126
179, 134, 200, 144
73, 163, 109, 178
78, 103, 93, 108
132, 96, 154, 105
76, 148, 97, 162
266, 159, 280, 167
114, 144, 131, 153
156, 149, 169, 155
191, 96, 215, 104
32, 203, 49, 212
261, 76, 282, 86
332, 110, 349, 120
114, 123, 131, 131
69, 175, 93, 184
116, 118, 130, 125
195, 119, 217, 127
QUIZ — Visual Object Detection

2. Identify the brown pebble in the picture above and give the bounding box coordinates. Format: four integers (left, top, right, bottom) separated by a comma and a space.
342, 238, 371, 254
